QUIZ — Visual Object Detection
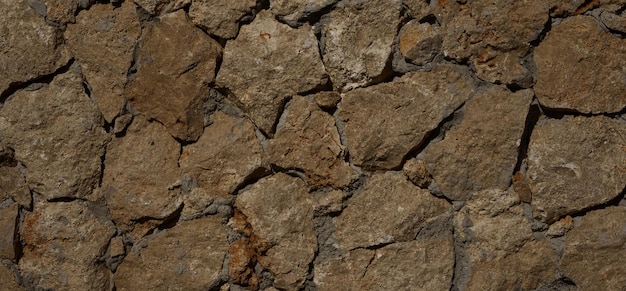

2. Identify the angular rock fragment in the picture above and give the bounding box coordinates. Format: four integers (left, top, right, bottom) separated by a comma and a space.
398, 20, 442, 66
189, 0, 257, 39
235, 173, 316, 290
268, 97, 357, 188
0, 203, 18, 261
337, 64, 475, 170
454, 189, 558, 290
42, 0, 79, 24
115, 216, 229, 290
19, 201, 116, 290
403, 0, 432, 20
534, 16, 626, 114
561, 206, 626, 290
321, 0, 401, 91
65, 1, 141, 122
180, 112, 265, 200
0, 263, 22, 291
270, 0, 338, 26
0, 166, 31, 208
335, 172, 450, 250
0, 68, 108, 200
125, 10, 222, 141
102, 117, 182, 234
133, 0, 190, 15
216, 10, 327, 135
402, 158, 431, 189
423, 86, 532, 201
527, 115, 626, 223
0, 0, 70, 95
599, 10, 626, 33
313, 91, 341, 110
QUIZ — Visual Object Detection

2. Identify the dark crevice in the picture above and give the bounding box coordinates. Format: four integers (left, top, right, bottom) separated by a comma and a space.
0, 58, 74, 103
362, 241, 393, 251
47, 196, 86, 203
13, 206, 24, 264
239, 0, 270, 26
513, 103, 541, 174
538, 103, 626, 119
270, 96, 292, 136
567, 186, 626, 220
98, 147, 107, 188
299, 1, 341, 27
232, 167, 272, 195
529, 16, 553, 47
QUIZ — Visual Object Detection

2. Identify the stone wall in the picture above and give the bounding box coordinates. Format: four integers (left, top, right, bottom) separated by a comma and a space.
1, 0, 625, 290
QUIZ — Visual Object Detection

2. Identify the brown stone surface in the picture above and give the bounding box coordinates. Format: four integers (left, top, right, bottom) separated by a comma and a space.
0, 263, 22, 291
335, 172, 450, 250
527, 116, 626, 223
235, 173, 316, 290
314, 248, 373, 291
561, 206, 626, 290
216, 10, 327, 135
115, 216, 229, 290
321, 0, 401, 91
534, 16, 626, 114
65, 1, 141, 122
0, 67, 108, 200
313, 91, 341, 110
0, 203, 18, 261
180, 112, 265, 200
102, 117, 182, 232
133, 0, 190, 15
19, 201, 116, 290
268, 96, 357, 188
43, 0, 78, 24
270, 0, 338, 26
403, 0, 432, 20
0, 166, 31, 208
423, 86, 532, 201
402, 158, 431, 188
189, 0, 257, 39
125, 10, 222, 141
0, 0, 69, 95
337, 64, 476, 170
398, 20, 442, 66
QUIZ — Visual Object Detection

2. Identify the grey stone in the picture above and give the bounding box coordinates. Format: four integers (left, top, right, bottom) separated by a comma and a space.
527, 116, 626, 223
337, 64, 476, 170
133, 0, 190, 15
216, 10, 328, 135
403, 0, 432, 20
270, 0, 338, 26
0, 68, 108, 200
321, 0, 402, 91
189, 0, 257, 39
398, 20, 442, 66
600, 10, 626, 33
423, 86, 532, 201
19, 201, 116, 290
0, 203, 18, 261
534, 16, 626, 114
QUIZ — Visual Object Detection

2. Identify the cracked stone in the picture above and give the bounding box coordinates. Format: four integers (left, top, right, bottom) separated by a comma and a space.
534, 16, 626, 114
0, 0, 70, 95
65, 1, 141, 122
423, 86, 533, 201
398, 20, 442, 66
115, 216, 229, 290
561, 206, 626, 290
268, 96, 357, 188
189, 0, 257, 39
132, 0, 190, 15
337, 64, 476, 170
19, 201, 116, 290
0, 203, 18, 261
321, 0, 402, 91
102, 117, 182, 236
527, 115, 626, 223
335, 172, 450, 250
0, 263, 22, 291
235, 173, 316, 290
270, 0, 338, 26
0, 67, 108, 200
125, 9, 222, 141
216, 10, 328, 135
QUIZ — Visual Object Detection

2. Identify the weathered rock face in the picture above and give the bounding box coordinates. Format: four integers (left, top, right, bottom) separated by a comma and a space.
321, 0, 401, 91
534, 16, 626, 114
527, 115, 626, 223
0, 203, 18, 261
216, 10, 328, 135
335, 172, 450, 250
235, 173, 316, 290
133, 0, 190, 15
0, 0, 69, 95
0, 263, 22, 291
189, 0, 257, 39
19, 201, 116, 290
115, 216, 229, 290
337, 64, 476, 170
125, 10, 222, 141
268, 96, 357, 188
42, 0, 79, 24
65, 1, 141, 122
0, 68, 108, 200
0, 165, 31, 208
102, 117, 182, 234
423, 86, 533, 201
398, 20, 442, 66
561, 206, 626, 290
270, 0, 338, 26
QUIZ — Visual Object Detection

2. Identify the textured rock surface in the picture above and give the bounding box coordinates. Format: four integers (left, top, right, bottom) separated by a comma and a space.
19, 201, 116, 290
0, 68, 108, 200
527, 116, 626, 223
133, 0, 190, 15
270, 0, 338, 26
337, 64, 476, 170
235, 173, 316, 290
268, 96, 357, 188
0, 263, 22, 291
0, 0, 69, 95
314, 248, 373, 291
335, 172, 450, 250
0, 166, 31, 208
115, 216, 229, 290
321, 0, 401, 91
125, 10, 222, 141
398, 20, 442, 66
42, 0, 78, 24
189, 0, 257, 39
216, 10, 328, 135
561, 207, 626, 290
423, 86, 533, 201
65, 1, 141, 122
534, 16, 626, 114
0, 203, 18, 261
